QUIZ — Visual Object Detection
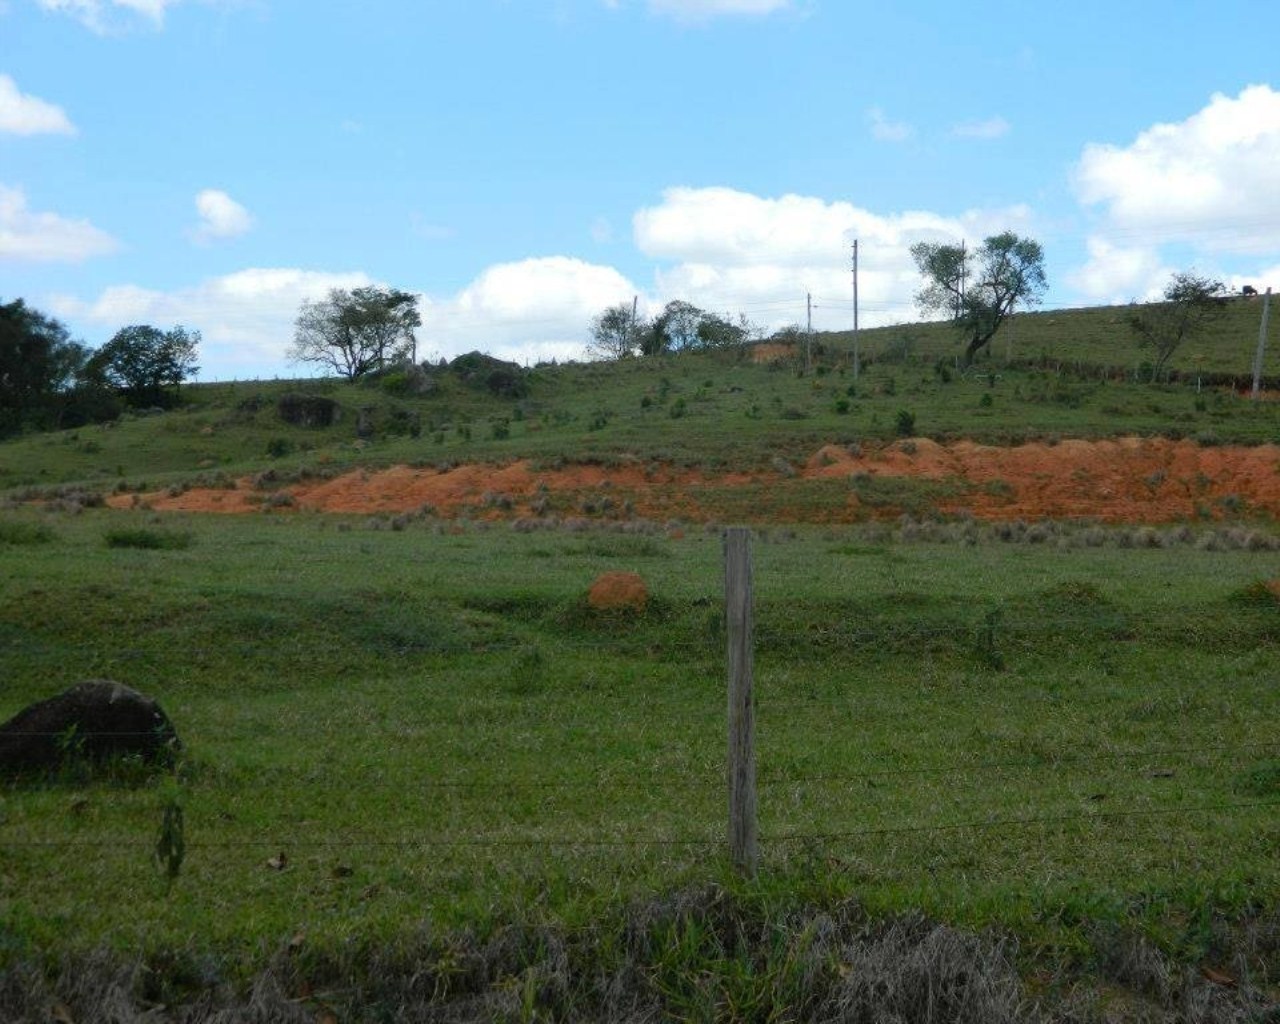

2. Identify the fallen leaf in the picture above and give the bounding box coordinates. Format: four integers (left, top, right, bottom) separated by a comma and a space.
1200, 966, 1237, 988
266, 852, 289, 871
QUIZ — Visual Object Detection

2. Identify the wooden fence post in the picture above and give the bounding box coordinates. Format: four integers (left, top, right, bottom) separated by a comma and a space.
1253, 287, 1272, 402
724, 527, 758, 878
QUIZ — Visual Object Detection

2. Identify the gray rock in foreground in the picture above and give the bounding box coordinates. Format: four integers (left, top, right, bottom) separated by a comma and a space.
0, 680, 181, 777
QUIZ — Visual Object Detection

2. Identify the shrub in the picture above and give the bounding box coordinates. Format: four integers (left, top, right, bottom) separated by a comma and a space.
894, 409, 916, 437
265, 437, 293, 458
0, 520, 55, 545
276, 393, 339, 428
834, 398, 850, 415
104, 528, 194, 551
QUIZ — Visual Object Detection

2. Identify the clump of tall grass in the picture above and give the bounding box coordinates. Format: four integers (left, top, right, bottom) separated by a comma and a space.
104, 527, 194, 551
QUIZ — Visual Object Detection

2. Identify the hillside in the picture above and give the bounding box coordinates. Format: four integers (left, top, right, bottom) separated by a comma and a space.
1, 299, 1277, 503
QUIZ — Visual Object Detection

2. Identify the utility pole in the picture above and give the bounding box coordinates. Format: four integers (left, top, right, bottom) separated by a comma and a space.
806, 292, 813, 374
1253, 287, 1272, 401
851, 240, 860, 381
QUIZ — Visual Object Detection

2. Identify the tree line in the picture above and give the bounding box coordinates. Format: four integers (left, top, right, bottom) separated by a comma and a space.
0, 299, 199, 438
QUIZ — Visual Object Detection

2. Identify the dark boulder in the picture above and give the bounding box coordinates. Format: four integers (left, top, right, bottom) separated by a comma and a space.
0, 680, 181, 777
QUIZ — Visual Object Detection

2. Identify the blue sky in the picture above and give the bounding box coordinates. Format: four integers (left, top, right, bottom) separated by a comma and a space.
3, 0, 1279, 379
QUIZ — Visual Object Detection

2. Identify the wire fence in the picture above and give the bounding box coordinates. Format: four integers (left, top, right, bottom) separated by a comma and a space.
1, 532, 1277, 874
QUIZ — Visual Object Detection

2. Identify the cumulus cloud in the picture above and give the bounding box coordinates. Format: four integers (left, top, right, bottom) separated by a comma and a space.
643, 0, 790, 22
0, 75, 75, 136
37, 0, 178, 31
633, 185, 1035, 331
951, 116, 1010, 140
192, 189, 253, 243
51, 268, 375, 379
54, 257, 643, 378
422, 256, 642, 364
0, 183, 117, 262
1074, 84, 1280, 254
1065, 237, 1172, 303
868, 107, 913, 143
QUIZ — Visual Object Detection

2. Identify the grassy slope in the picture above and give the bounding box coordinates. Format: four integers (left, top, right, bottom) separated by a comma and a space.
1, 300, 1278, 1017
0, 299, 1278, 494
1, 514, 1277, 973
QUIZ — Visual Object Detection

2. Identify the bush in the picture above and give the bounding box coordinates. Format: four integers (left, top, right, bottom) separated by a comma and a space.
277, 393, 340, 428
0, 520, 55, 545
895, 409, 916, 437
265, 437, 293, 458
104, 528, 194, 551
834, 399, 850, 415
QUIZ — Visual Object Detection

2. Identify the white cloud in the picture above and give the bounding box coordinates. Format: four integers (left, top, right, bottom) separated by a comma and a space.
1226, 266, 1280, 296
868, 107, 913, 143
51, 268, 376, 378
191, 188, 253, 243
54, 258, 642, 378
1065, 237, 1171, 303
0, 75, 75, 136
632, 185, 1034, 331
423, 256, 641, 364
0, 183, 117, 262
643, 0, 790, 22
37, 0, 178, 31
1074, 84, 1280, 254
951, 116, 1010, 140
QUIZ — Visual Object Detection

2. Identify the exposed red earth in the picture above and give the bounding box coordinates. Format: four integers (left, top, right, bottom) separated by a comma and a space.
106, 437, 1280, 524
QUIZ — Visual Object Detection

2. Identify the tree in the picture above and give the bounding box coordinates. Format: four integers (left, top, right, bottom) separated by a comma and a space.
697, 312, 756, 351
638, 301, 757, 356
289, 286, 420, 380
86, 324, 200, 408
910, 232, 1047, 363
0, 299, 93, 436
1128, 272, 1228, 380
587, 303, 641, 360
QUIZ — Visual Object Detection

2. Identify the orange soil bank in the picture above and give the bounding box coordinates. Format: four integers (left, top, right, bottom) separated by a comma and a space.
106, 437, 1280, 524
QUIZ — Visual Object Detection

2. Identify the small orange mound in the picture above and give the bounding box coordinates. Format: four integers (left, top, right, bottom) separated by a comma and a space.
587, 571, 648, 612
1267, 579, 1280, 600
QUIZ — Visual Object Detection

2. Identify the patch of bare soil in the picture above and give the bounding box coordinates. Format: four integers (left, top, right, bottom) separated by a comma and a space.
107, 437, 1280, 524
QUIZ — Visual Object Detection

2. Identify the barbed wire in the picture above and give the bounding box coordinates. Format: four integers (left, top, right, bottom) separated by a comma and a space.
2, 799, 1274, 852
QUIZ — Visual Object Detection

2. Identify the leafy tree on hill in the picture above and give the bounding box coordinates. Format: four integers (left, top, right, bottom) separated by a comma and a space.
86, 324, 200, 408
0, 299, 95, 436
290, 287, 421, 380
911, 232, 1047, 363
1129, 272, 1228, 380
588, 303, 642, 360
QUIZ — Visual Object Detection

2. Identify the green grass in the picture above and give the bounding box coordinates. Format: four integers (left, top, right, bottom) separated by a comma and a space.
1, 508, 1276, 980
0, 299, 1277, 495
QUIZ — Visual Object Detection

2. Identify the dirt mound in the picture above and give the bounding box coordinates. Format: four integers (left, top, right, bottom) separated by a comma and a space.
106, 437, 1280, 524
587, 572, 649, 612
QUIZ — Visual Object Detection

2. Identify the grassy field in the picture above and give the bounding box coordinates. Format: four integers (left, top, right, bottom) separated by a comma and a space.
1, 298, 1278, 1018
1, 506, 1277, 1016
0, 299, 1277, 495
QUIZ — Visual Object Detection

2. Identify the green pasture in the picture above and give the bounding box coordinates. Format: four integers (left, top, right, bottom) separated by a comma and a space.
2, 338, 1278, 495
1, 507, 1277, 972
